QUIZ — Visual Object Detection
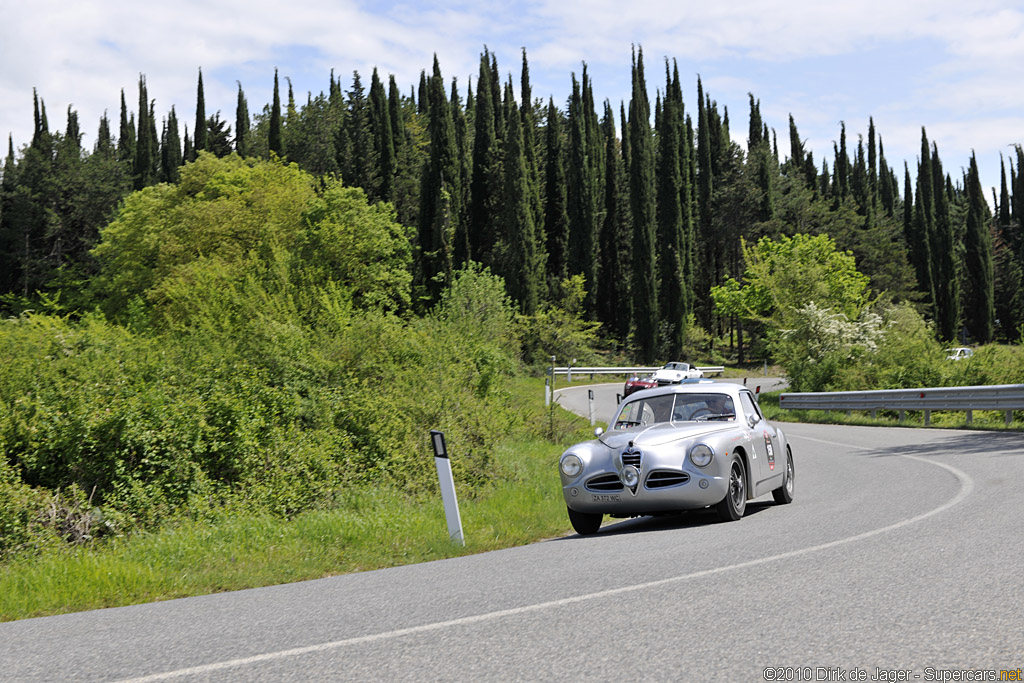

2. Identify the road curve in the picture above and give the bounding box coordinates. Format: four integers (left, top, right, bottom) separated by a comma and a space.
1, 389, 1021, 680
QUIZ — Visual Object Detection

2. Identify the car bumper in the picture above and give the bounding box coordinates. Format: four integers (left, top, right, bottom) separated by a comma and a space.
562, 470, 729, 515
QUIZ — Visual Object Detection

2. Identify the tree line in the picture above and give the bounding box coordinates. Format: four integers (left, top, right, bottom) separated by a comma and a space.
3, 48, 1023, 361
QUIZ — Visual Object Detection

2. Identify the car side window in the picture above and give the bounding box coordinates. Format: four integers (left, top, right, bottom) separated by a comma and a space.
740, 391, 762, 422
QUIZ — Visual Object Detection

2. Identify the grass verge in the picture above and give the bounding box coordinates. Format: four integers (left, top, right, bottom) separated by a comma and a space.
0, 376, 586, 622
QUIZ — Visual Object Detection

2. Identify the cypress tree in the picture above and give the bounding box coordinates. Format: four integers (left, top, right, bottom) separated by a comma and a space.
269, 69, 284, 158
787, 114, 803, 172
543, 97, 569, 288
657, 60, 686, 357
566, 72, 597, 315
368, 69, 395, 203
629, 47, 658, 362
193, 69, 207, 158
868, 117, 878, 205
160, 106, 182, 182
95, 113, 114, 157
450, 77, 471, 267
963, 153, 994, 342
133, 75, 156, 189
417, 55, 461, 303
499, 96, 542, 313
117, 89, 135, 170
695, 76, 714, 331
469, 49, 502, 265
235, 82, 250, 156
910, 129, 936, 305
520, 49, 544, 253
998, 154, 1011, 228
597, 100, 630, 338
930, 141, 959, 340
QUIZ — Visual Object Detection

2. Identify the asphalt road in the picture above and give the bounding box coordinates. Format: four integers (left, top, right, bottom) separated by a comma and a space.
2, 384, 1022, 681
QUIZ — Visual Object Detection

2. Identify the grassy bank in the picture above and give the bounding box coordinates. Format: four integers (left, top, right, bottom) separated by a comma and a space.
0, 377, 586, 622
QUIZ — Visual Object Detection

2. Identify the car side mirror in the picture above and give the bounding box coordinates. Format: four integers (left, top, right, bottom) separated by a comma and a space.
747, 415, 758, 429
594, 427, 604, 437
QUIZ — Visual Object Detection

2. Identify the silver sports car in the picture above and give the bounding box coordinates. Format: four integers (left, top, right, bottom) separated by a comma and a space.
558, 381, 794, 534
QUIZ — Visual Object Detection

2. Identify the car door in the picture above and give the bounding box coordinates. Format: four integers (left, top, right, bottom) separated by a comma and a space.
739, 390, 778, 491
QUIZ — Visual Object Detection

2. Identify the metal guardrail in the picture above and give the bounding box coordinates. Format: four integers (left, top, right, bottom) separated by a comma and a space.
552, 365, 726, 380
779, 384, 1024, 426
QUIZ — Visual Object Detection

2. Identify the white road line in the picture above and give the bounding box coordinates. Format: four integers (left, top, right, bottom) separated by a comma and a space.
117, 434, 973, 682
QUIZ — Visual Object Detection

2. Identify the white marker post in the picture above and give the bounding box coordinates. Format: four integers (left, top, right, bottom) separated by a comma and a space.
588, 389, 595, 425
430, 430, 464, 546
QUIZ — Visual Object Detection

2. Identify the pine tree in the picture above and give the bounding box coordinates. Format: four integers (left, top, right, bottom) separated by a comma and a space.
629, 47, 658, 362
269, 68, 284, 158
963, 153, 994, 342
193, 68, 207, 158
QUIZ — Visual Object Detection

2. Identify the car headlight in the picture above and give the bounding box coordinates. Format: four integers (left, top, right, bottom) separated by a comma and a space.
689, 443, 714, 468
560, 453, 583, 477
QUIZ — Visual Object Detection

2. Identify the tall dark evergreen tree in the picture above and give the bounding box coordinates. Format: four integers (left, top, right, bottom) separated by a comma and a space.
193, 69, 207, 158
656, 60, 687, 357
160, 106, 182, 182
117, 89, 135, 171
629, 48, 658, 362
963, 153, 994, 342
597, 101, 630, 338
694, 76, 715, 331
909, 130, 935, 306
543, 97, 569, 289
269, 68, 284, 158
450, 77, 471, 267
235, 82, 250, 156
133, 75, 156, 189
468, 49, 502, 265
370, 68, 396, 203
498, 97, 542, 314
929, 140, 959, 340
566, 72, 598, 316
417, 55, 461, 304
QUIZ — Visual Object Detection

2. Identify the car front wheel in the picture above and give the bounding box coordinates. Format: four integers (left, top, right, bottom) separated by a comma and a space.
715, 456, 747, 522
567, 506, 603, 535
772, 448, 794, 504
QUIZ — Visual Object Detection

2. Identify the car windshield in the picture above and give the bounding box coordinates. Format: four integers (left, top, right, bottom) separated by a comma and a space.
613, 392, 735, 429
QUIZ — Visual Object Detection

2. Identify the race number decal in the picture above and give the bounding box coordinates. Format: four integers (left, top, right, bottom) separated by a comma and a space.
763, 431, 775, 470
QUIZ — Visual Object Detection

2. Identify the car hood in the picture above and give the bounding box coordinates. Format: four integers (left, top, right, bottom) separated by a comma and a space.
598, 422, 734, 448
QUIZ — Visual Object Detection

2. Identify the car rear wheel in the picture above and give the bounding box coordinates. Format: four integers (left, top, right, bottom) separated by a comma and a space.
567, 507, 603, 535
715, 456, 747, 522
772, 448, 794, 504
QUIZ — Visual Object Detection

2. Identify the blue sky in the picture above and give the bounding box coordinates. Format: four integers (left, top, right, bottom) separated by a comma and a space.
3, 0, 1023, 201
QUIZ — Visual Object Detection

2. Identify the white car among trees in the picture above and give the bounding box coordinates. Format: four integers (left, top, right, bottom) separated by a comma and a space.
651, 362, 704, 385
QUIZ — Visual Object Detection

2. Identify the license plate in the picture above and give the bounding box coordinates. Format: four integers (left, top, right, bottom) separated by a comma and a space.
592, 494, 621, 502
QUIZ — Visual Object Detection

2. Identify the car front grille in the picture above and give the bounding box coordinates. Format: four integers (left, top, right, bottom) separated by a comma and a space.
621, 448, 642, 466
645, 470, 690, 489
585, 473, 624, 491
